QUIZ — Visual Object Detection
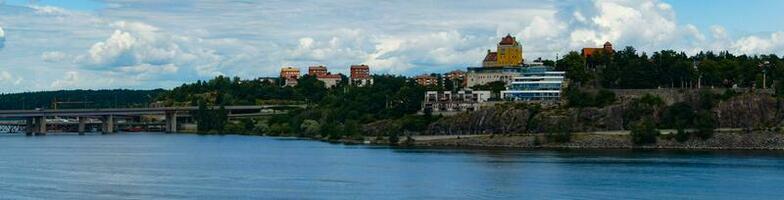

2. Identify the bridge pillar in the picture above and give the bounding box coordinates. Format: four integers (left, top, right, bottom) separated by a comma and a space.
35, 116, 47, 136
102, 115, 114, 134
25, 118, 34, 136
78, 117, 86, 135
165, 112, 178, 133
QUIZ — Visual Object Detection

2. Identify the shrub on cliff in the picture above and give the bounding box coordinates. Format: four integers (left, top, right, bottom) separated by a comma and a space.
623, 94, 664, 129
694, 110, 717, 140
631, 117, 659, 145
661, 102, 695, 129
545, 117, 573, 143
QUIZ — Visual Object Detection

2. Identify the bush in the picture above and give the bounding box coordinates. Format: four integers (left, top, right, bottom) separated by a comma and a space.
674, 129, 689, 142
595, 89, 617, 107
661, 102, 695, 129
630, 118, 659, 145
388, 133, 400, 145
545, 118, 572, 143
694, 111, 717, 140
300, 120, 320, 136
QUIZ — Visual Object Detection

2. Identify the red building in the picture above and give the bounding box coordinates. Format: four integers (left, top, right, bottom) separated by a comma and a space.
414, 74, 438, 86
581, 42, 614, 58
350, 64, 372, 86
308, 65, 328, 76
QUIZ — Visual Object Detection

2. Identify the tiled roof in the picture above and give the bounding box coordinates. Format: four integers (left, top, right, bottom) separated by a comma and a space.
499, 34, 517, 45
483, 52, 498, 62
351, 64, 369, 69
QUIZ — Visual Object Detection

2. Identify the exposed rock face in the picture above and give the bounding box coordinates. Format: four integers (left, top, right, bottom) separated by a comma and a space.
427, 106, 532, 135
713, 93, 784, 129
415, 132, 784, 150
427, 103, 627, 135
421, 92, 783, 136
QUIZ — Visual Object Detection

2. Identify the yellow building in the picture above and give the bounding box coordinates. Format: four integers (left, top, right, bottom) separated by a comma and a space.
482, 34, 523, 67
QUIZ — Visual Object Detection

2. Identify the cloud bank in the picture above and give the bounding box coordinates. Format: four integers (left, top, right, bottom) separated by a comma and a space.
0, 0, 784, 92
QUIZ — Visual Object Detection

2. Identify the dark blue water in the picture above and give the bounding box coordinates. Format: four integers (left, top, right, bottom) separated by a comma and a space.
1, 133, 783, 199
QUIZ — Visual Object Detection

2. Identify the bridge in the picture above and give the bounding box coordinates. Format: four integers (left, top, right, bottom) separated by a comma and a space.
0, 105, 304, 135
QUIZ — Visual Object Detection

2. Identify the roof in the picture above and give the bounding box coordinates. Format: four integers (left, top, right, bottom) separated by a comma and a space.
483, 52, 498, 62
447, 70, 465, 74
350, 64, 369, 69
499, 34, 517, 45
309, 65, 327, 70
604, 41, 612, 46
281, 66, 300, 72
582, 48, 608, 57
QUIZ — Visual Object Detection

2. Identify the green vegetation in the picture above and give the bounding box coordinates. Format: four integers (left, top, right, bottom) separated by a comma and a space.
565, 88, 616, 108
0, 89, 164, 110
545, 117, 572, 143
157, 74, 435, 139
558, 47, 784, 93
630, 117, 660, 145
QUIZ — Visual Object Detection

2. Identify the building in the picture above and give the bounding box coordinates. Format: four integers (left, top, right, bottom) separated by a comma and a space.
316, 74, 342, 88
501, 65, 566, 102
308, 65, 328, 76
445, 70, 466, 89
482, 34, 524, 67
350, 64, 373, 86
414, 74, 438, 86
581, 41, 614, 58
466, 66, 522, 87
467, 34, 527, 87
280, 66, 300, 87
422, 90, 492, 113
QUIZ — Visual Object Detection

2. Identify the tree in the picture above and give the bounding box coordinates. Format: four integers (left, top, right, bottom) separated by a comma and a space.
661, 102, 695, 130
694, 110, 717, 140
630, 117, 659, 145
557, 51, 591, 85
300, 120, 321, 136
594, 89, 616, 107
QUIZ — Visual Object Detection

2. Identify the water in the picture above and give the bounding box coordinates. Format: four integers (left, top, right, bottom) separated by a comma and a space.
1, 133, 783, 199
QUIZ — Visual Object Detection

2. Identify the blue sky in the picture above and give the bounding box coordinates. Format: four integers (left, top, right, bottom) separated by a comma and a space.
666, 0, 784, 35
1, 0, 784, 92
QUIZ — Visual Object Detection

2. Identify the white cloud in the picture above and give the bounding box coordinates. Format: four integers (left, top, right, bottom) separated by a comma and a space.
3, 0, 784, 92
50, 71, 80, 89
0, 71, 21, 85
0, 26, 5, 49
41, 51, 68, 62
74, 21, 226, 78
732, 32, 784, 55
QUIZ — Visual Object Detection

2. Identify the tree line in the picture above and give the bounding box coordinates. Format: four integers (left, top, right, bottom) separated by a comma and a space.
556, 47, 784, 93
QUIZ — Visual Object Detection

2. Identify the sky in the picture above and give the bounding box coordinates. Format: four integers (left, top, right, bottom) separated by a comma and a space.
1, 0, 784, 92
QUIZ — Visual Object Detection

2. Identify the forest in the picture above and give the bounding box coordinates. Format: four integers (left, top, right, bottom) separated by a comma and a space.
0, 89, 165, 110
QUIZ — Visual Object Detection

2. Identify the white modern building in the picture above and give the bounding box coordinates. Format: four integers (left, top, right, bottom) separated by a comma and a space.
422, 90, 492, 113
501, 65, 566, 102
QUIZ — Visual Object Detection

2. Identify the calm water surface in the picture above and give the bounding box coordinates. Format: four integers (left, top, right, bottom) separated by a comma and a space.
1, 133, 783, 199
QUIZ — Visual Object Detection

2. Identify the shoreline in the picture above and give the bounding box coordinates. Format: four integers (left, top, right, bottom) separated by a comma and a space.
8, 131, 784, 151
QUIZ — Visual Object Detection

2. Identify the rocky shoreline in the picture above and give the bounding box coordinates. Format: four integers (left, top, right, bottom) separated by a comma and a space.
411, 132, 784, 150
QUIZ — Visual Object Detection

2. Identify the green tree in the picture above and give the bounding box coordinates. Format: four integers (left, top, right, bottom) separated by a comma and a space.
300, 120, 321, 136
694, 110, 717, 140
630, 117, 659, 145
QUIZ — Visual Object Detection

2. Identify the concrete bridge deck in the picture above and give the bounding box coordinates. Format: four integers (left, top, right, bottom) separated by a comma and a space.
0, 105, 305, 135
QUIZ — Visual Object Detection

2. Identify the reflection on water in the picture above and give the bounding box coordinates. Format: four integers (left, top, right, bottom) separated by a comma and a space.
1, 133, 783, 199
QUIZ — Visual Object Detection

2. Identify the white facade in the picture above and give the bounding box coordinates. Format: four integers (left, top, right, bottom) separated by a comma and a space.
501, 67, 566, 102
422, 90, 491, 113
